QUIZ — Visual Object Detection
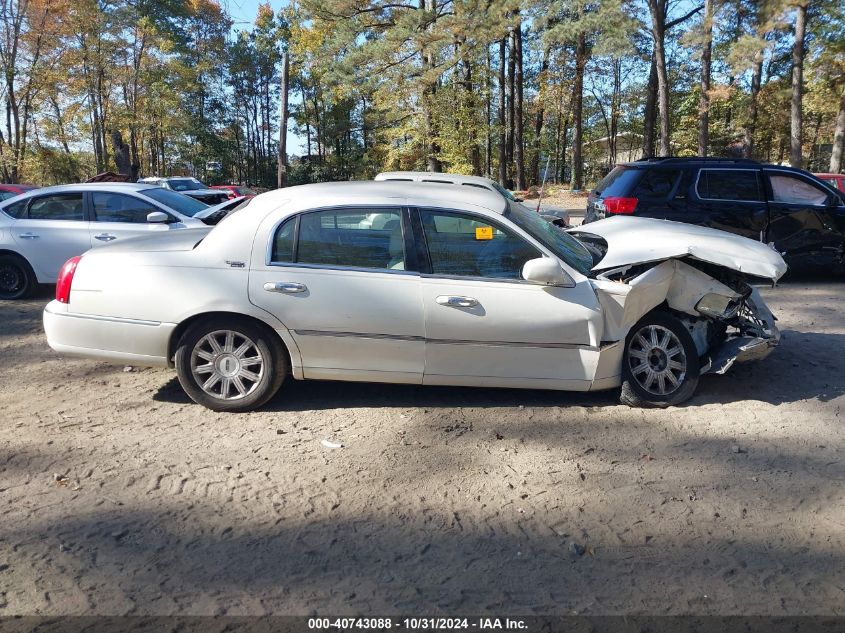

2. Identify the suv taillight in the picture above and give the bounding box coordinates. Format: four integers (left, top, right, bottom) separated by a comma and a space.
603, 196, 638, 215
56, 256, 82, 303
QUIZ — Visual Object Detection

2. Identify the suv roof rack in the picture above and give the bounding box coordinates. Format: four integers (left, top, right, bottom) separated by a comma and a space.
636, 156, 762, 165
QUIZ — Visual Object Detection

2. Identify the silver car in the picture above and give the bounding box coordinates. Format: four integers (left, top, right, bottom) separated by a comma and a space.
0, 183, 208, 299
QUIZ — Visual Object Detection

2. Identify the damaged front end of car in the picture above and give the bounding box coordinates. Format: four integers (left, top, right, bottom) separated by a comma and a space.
571, 217, 785, 383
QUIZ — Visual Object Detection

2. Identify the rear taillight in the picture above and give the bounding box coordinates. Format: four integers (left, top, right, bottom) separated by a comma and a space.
56, 256, 82, 303
603, 196, 638, 215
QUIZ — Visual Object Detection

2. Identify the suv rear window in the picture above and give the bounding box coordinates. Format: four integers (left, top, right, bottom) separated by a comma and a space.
593, 166, 643, 197
697, 169, 762, 202
633, 168, 682, 199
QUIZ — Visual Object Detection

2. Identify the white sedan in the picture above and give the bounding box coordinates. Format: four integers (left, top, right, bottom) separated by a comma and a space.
43, 182, 786, 411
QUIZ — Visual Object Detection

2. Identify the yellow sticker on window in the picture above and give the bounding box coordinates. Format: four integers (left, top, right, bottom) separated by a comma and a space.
475, 226, 493, 240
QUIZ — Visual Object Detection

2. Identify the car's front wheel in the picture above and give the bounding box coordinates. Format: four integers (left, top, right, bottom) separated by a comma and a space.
174, 317, 287, 412
620, 311, 700, 408
0, 254, 35, 300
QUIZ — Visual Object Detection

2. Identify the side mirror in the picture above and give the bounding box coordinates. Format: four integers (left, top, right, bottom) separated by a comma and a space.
522, 257, 572, 286
146, 211, 169, 223
513, 196, 524, 202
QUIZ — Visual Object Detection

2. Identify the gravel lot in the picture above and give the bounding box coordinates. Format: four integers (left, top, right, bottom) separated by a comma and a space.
0, 279, 843, 616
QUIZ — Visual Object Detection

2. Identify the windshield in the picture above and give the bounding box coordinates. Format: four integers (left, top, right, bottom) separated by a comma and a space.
490, 181, 517, 201
140, 188, 208, 217
167, 178, 207, 192
505, 202, 594, 275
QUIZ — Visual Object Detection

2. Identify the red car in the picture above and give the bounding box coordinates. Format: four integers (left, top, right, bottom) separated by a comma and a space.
0, 183, 39, 201
815, 173, 845, 192
210, 185, 257, 200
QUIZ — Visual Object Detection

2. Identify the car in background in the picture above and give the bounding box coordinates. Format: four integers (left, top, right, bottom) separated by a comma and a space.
0, 183, 208, 299
211, 184, 258, 200
44, 181, 784, 412
137, 176, 229, 205
583, 157, 845, 268
815, 172, 845, 192
0, 184, 40, 201
193, 196, 251, 225
374, 171, 570, 226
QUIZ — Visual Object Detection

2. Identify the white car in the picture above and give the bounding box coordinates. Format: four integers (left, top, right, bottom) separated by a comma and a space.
0, 183, 208, 299
375, 171, 571, 226
43, 181, 785, 412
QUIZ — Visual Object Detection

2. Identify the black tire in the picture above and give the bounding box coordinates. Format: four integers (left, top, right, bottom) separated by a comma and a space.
620, 311, 700, 408
174, 317, 287, 412
0, 253, 36, 300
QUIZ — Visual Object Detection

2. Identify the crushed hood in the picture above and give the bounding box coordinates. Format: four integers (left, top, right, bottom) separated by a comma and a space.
570, 216, 787, 281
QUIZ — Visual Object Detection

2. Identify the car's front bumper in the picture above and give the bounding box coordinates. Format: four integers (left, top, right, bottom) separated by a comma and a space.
705, 323, 780, 375
43, 300, 175, 367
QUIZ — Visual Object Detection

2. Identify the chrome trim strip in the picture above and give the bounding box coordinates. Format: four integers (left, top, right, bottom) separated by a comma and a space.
267, 261, 419, 276
46, 309, 162, 327
292, 329, 595, 350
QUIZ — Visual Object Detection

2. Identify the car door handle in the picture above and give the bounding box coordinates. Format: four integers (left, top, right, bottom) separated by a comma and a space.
436, 295, 479, 308
264, 282, 307, 294
18, 232, 39, 239
94, 233, 117, 241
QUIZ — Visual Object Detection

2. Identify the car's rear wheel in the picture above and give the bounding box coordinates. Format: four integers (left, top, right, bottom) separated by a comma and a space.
174, 317, 286, 412
0, 254, 35, 300
620, 311, 700, 408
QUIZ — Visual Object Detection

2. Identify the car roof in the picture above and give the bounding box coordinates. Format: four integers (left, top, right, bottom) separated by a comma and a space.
375, 171, 499, 188
0, 182, 160, 202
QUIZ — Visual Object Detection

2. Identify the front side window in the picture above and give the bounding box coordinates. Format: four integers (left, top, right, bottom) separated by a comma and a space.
272, 207, 406, 271
697, 169, 762, 202
420, 209, 541, 279
92, 192, 162, 223
768, 173, 829, 205
140, 187, 208, 217
27, 193, 84, 220
0, 191, 17, 201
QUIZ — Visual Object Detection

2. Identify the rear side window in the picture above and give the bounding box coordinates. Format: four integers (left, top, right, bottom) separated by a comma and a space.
633, 169, 682, 199
594, 166, 643, 197
697, 169, 762, 202
1, 198, 28, 218
28, 193, 85, 220
272, 207, 406, 271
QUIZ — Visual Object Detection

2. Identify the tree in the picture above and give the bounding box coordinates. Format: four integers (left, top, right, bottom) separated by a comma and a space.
698, 0, 713, 155
790, 2, 808, 168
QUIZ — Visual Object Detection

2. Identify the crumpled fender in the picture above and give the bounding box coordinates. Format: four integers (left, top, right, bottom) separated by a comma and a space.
590, 259, 740, 342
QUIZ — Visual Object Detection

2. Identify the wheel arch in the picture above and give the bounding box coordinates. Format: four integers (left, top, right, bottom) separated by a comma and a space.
167, 310, 301, 378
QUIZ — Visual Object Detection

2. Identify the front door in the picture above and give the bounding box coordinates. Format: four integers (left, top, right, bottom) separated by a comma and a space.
249, 206, 425, 383
11, 192, 91, 282
690, 168, 769, 240
89, 191, 175, 246
764, 169, 845, 262
415, 208, 601, 388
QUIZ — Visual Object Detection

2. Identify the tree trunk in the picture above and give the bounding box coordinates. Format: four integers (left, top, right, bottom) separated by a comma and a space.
531, 48, 550, 186
485, 46, 492, 177
277, 52, 289, 189
830, 82, 845, 173
506, 27, 516, 185
514, 16, 525, 190
698, 0, 712, 156
643, 54, 657, 158
423, 0, 442, 172
570, 31, 586, 190
790, 2, 807, 168
648, 0, 671, 157
498, 38, 507, 186
744, 50, 764, 158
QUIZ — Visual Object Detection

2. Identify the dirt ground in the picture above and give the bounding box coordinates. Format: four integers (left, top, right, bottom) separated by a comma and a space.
0, 278, 843, 616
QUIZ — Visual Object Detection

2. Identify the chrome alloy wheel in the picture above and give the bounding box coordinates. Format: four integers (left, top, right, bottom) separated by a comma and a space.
190, 330, 265, 401
627, 324, 687, 396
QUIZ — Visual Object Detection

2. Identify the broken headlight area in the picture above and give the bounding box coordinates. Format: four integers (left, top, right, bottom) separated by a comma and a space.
695, 293, 742, 320
700, 289, 779, 375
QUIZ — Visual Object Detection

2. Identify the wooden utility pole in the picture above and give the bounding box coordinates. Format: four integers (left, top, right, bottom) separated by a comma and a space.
277, 51, 289, 189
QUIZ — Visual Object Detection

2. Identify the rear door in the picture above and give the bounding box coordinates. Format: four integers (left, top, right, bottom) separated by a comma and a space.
690, 168, 768, 240
764, 169, 845, 260
11, 192, 91, 281
89, 191, 174, 246
248, 206, 426, 383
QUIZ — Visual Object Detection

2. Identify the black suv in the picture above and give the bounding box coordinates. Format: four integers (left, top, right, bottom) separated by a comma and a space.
584, 158, 845, 268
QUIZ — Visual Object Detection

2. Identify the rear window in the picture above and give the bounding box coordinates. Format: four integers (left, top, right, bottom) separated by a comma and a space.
697, 169, 762, 202
593, 166, 643, 197
633, 168, 682, 199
